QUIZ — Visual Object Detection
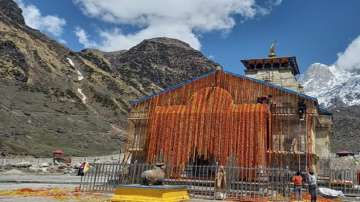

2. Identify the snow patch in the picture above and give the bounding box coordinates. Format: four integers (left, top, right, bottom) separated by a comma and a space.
66, 57, 85, 81
66, 57, 75, 67
76, 70, 84, 81
77, 88, 87, 104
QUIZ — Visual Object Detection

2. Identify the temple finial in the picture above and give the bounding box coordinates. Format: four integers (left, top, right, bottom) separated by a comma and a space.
268, 41, 277, 58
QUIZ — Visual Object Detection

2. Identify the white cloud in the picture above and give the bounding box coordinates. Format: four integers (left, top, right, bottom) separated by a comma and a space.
58, 39, 67, 45
74, 27, 98, 48
303, 35, 360, 92
335, 35, 360, 72
16, 0, 66, 37
306, 35, 360, 74
302, 35, 360, 107
74, 0, 281, 51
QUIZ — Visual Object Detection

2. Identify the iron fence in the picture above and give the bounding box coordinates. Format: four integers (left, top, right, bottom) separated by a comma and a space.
327, 169, 360, 196
80, 163, 291, 201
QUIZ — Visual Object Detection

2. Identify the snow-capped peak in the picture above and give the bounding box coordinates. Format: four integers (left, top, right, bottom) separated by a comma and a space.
300, 63, 360, 107
300, 35, 360, 107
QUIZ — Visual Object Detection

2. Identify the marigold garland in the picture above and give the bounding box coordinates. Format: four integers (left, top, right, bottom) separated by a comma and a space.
130, 70, 317, 175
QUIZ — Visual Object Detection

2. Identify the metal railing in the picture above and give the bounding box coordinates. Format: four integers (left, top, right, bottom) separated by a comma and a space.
327, 169, 360, 196
80, 163, 291, 201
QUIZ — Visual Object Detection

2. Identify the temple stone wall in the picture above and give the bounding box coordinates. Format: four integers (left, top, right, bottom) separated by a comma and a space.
315, 114, 332, 175
245, 69, 300, 91
315, 115, 332, 159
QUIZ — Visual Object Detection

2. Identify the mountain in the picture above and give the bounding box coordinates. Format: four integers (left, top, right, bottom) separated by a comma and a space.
0, 0, 220, 157
301, 63, 360, 152
300, 63, 360, 107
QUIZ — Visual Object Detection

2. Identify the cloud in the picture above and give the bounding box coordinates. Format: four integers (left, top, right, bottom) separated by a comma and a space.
303, 35, 360, 93
306, 35, 360, 74
335, 35, 360, 72
16, 0, 66, 37
74, 0, 281, 51
302, 35, 360, 106
74, 27, 98, 48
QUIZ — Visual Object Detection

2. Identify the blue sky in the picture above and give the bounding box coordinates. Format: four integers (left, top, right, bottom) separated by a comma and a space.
17, 0, 360, 74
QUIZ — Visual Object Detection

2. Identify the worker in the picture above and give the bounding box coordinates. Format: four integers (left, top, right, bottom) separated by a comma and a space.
214, 166, 227, 200
308, 171, 317, 202
292, 171, 303, 201
78, 161, 90, 176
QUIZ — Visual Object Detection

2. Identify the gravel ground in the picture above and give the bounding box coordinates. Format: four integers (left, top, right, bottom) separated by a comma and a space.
0, 174, 81, 184
0, 194, 111, 202
0, 174, 87, 202
0, 182, 111, 202
0, 183, 77, 190
0, 196, 62, 202
1, 173, 358, 202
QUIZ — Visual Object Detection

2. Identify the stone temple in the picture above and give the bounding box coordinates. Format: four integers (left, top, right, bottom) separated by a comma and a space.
125, 47, 332, 175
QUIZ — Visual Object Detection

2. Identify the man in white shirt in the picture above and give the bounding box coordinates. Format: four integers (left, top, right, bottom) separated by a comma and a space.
308, 171, 317, 202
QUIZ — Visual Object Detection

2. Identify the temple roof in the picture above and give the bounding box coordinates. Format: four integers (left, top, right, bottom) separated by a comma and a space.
130, 70, 317, 105
241, 56, 300, 75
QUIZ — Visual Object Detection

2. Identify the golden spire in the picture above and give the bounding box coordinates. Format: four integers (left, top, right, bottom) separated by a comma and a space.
268, 41, 276, 58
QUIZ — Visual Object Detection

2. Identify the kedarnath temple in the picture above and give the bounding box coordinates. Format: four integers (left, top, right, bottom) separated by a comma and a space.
125, 46, 332, 174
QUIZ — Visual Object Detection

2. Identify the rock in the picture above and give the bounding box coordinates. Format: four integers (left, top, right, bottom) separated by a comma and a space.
13, 161, 32, 168
73, 163, 82, 169
40, 162, 50, 167
0, 0, 25, 25
40, 167, 48, 172
63, 168, 75, 175
3, 169, 25, 175
29, 165, 41, 172
141, 164, 165, 185
57, 164, 67, 169
214, 192, 227, 200
46, 166, 57, 173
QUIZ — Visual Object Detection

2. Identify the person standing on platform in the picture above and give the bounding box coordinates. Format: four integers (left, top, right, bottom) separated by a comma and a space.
308, 171, 317, 202
292, 171, 303, 201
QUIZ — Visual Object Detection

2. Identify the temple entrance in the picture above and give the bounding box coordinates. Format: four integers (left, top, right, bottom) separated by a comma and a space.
186, 151, 216, 178
190, 154, 215, 166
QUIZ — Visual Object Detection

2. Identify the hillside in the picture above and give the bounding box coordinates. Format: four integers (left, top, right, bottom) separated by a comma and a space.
0, 0, 220, 157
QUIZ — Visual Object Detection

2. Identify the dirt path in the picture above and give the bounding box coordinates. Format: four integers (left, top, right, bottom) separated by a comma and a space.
0, 185, 111, 202
0, 173, 111, 202
0, 174, 81, 184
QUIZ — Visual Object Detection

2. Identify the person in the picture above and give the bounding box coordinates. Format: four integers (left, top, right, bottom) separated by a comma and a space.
77, 162, 85, 176
292, 171, 303, 201
308, 171, 317, 202
214, 166, 227, 200
83, 162, 90, 174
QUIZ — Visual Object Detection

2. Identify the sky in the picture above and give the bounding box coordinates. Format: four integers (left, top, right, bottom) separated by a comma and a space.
15, 0, 360, 75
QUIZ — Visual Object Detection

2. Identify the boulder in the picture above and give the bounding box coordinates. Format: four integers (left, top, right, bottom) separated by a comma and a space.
13, 161, 31, 168
40, 162, 50, 167
3, 169, 25, 175
141, 163, 165, 185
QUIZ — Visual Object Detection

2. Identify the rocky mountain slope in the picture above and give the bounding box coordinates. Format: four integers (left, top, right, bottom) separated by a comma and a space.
301, 63, 360, 152
0, 0, 220, 157
301, 63, 360, 107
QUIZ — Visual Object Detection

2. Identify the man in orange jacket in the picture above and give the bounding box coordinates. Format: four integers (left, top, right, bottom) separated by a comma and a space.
292, 171, 303, 201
